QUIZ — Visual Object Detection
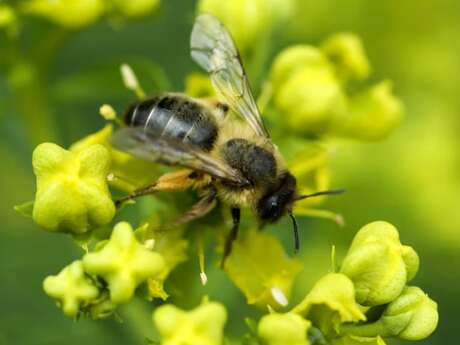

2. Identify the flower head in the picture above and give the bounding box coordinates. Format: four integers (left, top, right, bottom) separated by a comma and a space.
82, 222, 165, 304
32, 143, 115, 234
292, 273, 365, 335
340, 221, 419, 306
21, 0, 105, 29
43, 260, 99, 317
225, 229, 303, 309
153, 300, 227, 345
258, 312, 311, 345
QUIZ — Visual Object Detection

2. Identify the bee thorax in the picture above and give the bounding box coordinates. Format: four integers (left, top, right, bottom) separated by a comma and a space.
221, 138, 277, 186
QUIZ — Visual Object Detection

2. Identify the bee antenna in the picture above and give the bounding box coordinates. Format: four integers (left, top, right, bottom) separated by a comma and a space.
289, 212, 300, 253
294, 189, 346, 202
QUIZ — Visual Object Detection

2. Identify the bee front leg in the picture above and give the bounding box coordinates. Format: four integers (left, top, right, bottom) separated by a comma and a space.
221, 207, 240, 268
172, 188, 217, 226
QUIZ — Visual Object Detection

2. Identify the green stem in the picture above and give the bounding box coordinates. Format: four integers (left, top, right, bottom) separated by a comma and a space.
120, 299, 158, 344
308, 326, 330, 345
339, 320, 390, 338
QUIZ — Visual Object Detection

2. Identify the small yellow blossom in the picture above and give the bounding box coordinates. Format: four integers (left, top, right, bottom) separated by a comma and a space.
340, 286, 438, 341
331, 81, 404, 141
340, 221, 419, 306
153, 300, 227, 345
197, 0, 294, 54
225, 229, 303, 309
32, 143, 115, 233
270, 45, 347, 136
321, 33, 371, 81
83, 222, 165, 304
292, 273, 365, 335
258, 312, 311, 345
43, 260, 99, 317
110, 0, 160, 18
21, 0, 105, 29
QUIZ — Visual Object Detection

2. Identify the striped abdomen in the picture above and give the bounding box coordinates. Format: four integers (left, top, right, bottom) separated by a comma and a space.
124, 94, 218, 151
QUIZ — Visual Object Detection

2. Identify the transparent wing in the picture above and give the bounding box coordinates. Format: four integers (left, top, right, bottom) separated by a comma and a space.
190, 13, 270, 138
111, 127, 249, 186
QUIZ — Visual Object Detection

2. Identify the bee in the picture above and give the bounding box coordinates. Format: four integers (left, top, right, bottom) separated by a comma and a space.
112, 14, 343, 264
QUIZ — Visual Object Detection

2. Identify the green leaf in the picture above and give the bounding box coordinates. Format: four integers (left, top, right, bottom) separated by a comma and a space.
14, 201, 34, 218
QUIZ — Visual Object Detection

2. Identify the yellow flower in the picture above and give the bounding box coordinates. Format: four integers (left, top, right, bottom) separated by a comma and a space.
339, 286, 438, 341
340, 221, 419, 306
197, 0, 294, 54
32, 143, 115, 234
331, 81, 404, 141
43, 260, 99, 317
82, 222, 165, 304
258, 312, 311, 345
153, 300, 227, 345
321, 33, 371, 81
110, 0, 160, 18
292, 273, 365, 335
270, 45, 347, 136
224, 229, 303, 309
379, 286, 438, 340
21, 0, 105, 29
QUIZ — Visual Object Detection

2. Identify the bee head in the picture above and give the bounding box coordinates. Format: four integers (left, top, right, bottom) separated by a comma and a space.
257, 172, 345, 252
256, 172, 297, 224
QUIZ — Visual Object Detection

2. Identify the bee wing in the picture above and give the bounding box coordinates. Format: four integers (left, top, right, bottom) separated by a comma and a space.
111, 127, 249, 186
190, 13, 270, 138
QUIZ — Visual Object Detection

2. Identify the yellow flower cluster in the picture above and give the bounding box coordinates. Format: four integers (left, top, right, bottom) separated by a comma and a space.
269, 36, 403, 140
20, 0, 160, 29
255, 221, 438, 345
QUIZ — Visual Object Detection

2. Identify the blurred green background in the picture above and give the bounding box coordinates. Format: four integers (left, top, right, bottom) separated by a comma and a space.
1, 0, 459, 344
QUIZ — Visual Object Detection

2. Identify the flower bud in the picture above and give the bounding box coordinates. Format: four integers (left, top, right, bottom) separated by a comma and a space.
258, 313, 311, 345
292, 273, 365, 335
321, 33, 371, 81
331, 81, 404, 141
340, 221, 419, 306
32, 143, 115, 234
83, 222, 165, 304
111, 0, 160, 18
21, 0, 105, 29
270, 45, 347, 136
43, 260, 99, 317
340, 286, 438, 341
153, 300, 227, 345
380, 286, 438, 340
197, 0, 294, 54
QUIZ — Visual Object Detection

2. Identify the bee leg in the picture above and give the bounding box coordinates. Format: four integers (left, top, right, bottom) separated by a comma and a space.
221, 207, 240, 268
115, 169, 199, 208
173, 188, 217, 226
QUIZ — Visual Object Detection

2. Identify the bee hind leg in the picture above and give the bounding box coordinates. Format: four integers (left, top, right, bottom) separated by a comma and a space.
115, 169, 202, 208
221, 207, 240, 268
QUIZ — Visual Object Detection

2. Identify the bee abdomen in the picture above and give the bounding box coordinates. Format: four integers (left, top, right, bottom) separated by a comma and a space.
124, 94, 218, 151
222, 138, 277, 185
